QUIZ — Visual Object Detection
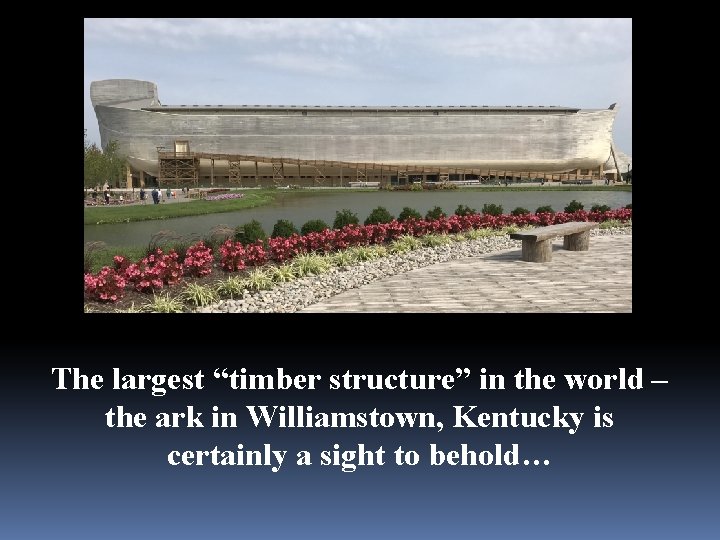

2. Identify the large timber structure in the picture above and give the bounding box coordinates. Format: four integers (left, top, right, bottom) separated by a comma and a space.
91, 79, 631, 188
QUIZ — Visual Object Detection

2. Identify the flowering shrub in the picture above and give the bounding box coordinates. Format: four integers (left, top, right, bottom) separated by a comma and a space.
219, 240, 247, 272
334, 224, 371, 249
84, 267, 127, 302
301, 230, 336, 254
267, 234, 303, 263
244, 240, 268, 266
206, 193, 245, 201
183, 241, 214, 277
124, 249, 183, 292
113, 255, 131, 272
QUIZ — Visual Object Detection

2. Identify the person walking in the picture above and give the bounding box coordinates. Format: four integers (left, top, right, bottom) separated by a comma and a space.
140, 187, 146, 204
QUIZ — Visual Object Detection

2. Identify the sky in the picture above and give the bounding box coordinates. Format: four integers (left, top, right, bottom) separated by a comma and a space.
84, 18, 632, 156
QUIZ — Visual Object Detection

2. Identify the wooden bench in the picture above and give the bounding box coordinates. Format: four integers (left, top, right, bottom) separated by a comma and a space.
509, 221, 599, 262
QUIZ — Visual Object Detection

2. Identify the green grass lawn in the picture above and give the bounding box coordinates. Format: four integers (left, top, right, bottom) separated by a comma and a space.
84, 190, 277, 224
83, 189, 343, 225
85, 245, 149, 273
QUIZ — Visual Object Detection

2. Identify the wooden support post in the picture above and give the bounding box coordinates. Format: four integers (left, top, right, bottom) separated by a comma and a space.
521, 239, 552, 263
297, 162, 301, 185
126, 167, 133, 190
563, 231, 591, 251
255, 161, 259, 186
609, 144, 621, 185
379, 165, 383, 187
340, 165, 343, 187
210, 158, 215, 186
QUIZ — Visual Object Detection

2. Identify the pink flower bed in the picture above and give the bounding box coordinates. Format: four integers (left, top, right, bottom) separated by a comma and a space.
183, 242, 214, 277
85, 208, 631, 302
206, 193, 245, 201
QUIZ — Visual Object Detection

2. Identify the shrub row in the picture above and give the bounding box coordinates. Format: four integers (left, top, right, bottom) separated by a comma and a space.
248, 202, 621, 239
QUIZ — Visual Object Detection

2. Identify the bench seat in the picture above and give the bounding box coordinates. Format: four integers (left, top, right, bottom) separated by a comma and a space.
509, 221, 599, 262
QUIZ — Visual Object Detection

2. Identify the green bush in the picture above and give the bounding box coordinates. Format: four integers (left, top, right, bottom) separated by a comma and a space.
454, 204, 476, 216
425, 206, 445, 220
511, 207, 530, 216
301, 219, 330, 235
535, 205, 555, 214
398, 207, 422, 222
564, 200, 584, 213
482, 203, 503, 216
332, 209, 359, 229
364, 206, 394, 225
590, 204, 611, 213
234, 220, 267, 245
272, 219, 298, 238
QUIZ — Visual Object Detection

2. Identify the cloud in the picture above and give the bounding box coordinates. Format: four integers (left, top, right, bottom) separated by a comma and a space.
423, 19, 632, 64
84, 18, 631, 64
84, 18, 410, 51
246, 52, 361, 77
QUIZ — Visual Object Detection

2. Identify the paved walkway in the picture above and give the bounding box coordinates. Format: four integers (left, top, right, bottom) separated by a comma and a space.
301, 235, 631, 313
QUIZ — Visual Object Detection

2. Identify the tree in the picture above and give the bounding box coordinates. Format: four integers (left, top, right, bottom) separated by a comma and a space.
84, 130, 127, 189
84, 130, 102, 188
103, 140, 127, 188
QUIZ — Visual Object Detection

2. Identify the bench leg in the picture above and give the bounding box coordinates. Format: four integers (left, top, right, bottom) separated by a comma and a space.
563, 231, 591, 251
521, 238, 552, 262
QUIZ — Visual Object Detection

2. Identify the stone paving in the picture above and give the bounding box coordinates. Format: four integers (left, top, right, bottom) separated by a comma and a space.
301, 235, 631, 313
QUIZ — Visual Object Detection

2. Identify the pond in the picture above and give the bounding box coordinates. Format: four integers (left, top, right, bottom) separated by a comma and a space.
84, 190, 632, 249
